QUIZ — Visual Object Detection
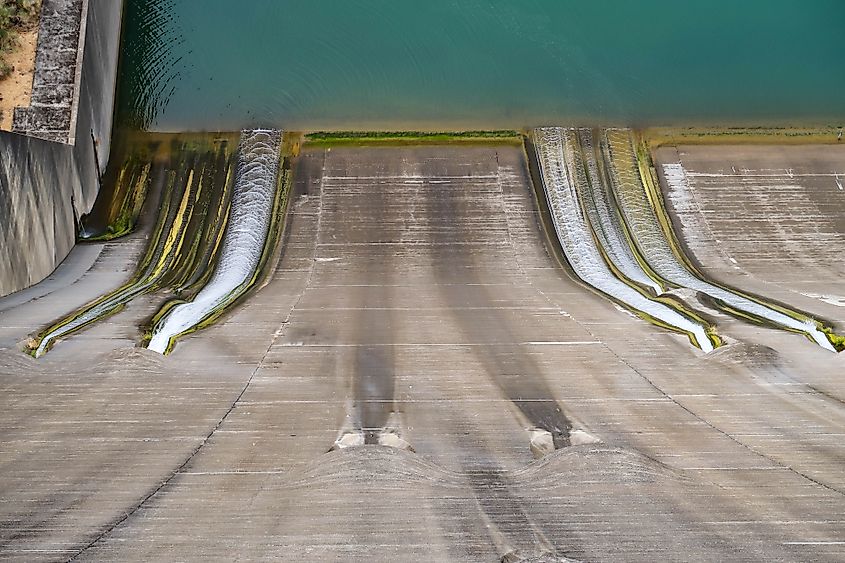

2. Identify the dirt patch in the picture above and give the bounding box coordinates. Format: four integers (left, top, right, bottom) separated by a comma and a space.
0, 22, 38, 130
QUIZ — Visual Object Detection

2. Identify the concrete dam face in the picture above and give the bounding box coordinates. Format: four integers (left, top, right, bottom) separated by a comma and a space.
2, 122, 845, 560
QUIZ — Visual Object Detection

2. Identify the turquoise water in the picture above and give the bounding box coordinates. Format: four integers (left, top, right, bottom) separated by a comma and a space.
120, 0, 845, 131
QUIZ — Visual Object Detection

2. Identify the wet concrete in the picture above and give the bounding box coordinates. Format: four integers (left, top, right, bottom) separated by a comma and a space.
655, 144, 845, 313
0, 145, 843, 561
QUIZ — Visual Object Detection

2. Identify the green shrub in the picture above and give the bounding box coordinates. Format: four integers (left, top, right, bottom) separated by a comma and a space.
0, 5, 14, 53
6, 1, 40, 26
0, 0, 39, 78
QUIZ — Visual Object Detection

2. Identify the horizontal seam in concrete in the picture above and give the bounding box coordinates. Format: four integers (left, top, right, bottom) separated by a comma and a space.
66, 333, 287, 559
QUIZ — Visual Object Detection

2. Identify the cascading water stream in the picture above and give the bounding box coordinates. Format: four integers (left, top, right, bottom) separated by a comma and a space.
147, 129, 282, 354
33, 282, 153, 358
534, 127, 715, 352
575, 129, 664, 294
604, 129, 839, 352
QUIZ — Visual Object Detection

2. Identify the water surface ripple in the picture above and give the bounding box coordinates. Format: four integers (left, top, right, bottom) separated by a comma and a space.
119, 0, 845, 130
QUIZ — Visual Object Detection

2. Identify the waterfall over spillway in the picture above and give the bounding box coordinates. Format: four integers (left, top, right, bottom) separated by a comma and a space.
534, 127, 716, 352
147, 129, 282, 354
575, 129, 664, 295
603, 130, 838, 352
28, 137, 238, 358
33, 280, 152, 358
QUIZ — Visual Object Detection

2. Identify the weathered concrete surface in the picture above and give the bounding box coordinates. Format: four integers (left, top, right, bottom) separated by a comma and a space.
1, 145, 844, 561
12, 0, 86, 143
0, 0, 122, 297
655, 144, 845, 308
655, 144, 845, 391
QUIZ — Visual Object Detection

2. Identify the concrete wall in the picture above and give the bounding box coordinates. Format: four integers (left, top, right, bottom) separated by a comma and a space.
0, 0, 123, 297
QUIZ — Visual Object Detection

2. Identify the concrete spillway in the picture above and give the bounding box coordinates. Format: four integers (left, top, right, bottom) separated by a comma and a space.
26, 136, 237, 357
33, 277, 152, 358
147, 129, 282, 354
2, 142, 845, 561
604, 129, 840, 352
534, 127, 716, 352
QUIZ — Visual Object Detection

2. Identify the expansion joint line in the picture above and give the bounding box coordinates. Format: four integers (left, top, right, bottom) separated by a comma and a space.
613, 354, 845, 499
67, 362, 262, 561
496, 151, 605, 347
673, 149, 836, 322
461, 159, 580, 562
68, 265, 308, 561
525, 139, 844, 498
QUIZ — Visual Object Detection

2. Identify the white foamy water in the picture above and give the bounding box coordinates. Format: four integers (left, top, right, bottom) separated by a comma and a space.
576, 129, 664, 294
534, 128, 713, 352
606, 131, 834, 352
147, 129, 282, 354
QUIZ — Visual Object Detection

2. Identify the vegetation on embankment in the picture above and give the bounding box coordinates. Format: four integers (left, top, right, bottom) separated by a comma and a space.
643, 126, 845, 148
305, 130, 522, 147
309, 127, 845, 150
0, 0, 39, 79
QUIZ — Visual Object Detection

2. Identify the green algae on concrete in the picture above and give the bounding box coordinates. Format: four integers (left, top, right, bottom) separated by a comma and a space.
643, 127, 845, 149
524, 131, 721, 352
26, 133, 238, 357
81, 133, 239, 241
140, 133, 297, 355
305, 130, 522, 147
627, 131, 845, 352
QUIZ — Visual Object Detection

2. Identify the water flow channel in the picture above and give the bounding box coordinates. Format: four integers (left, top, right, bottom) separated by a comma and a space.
604, 129, 840, 352
534, 127, 716, 352
147, 129, 282, 354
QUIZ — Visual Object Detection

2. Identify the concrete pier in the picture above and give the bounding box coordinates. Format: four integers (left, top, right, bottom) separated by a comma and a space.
0, 0, 123, 297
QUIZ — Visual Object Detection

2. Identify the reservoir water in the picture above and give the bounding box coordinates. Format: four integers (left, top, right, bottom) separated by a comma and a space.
120, 0, 845, 131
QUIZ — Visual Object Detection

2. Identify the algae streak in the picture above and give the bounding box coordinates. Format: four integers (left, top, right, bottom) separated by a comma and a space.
144, 130, 295, 355
27, 134, 238, 357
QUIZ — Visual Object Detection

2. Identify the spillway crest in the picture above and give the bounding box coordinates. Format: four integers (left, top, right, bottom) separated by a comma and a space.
533, 126, 844, 352
147, 129, 282, 354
